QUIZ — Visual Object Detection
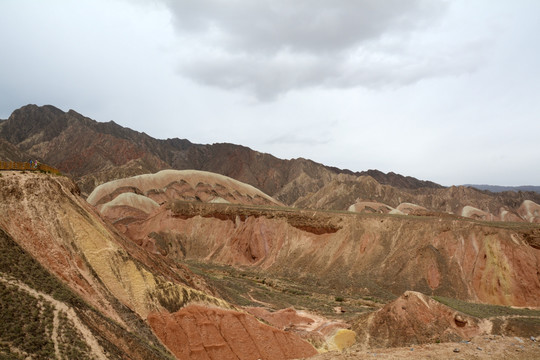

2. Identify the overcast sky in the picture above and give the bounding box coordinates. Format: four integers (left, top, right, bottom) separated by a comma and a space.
1, 0, 539, 186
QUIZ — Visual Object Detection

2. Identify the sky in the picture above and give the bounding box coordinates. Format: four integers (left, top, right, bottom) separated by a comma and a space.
1, 0, 539, 186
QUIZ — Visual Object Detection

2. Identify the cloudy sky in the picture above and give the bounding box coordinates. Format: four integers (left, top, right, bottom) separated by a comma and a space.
1, 0, 539, 186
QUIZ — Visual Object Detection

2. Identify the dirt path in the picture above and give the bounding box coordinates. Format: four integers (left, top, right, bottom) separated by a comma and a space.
52, 308, 61, 359
0, 274, 108, 360
247, 289, 275, 307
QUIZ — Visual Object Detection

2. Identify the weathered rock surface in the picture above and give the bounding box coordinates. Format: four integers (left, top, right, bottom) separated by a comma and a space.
88, 169, 282, 209
148, 304, 317, 360
0, 172, 225, 320
348, 201, 398, 215
245, 307, 353, 351
353, 291, 490, 348
518, 200, 540, 223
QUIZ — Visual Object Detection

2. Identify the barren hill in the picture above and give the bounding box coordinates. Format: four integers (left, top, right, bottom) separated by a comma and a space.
0, 137, 29, 161
3, 105, 539, 225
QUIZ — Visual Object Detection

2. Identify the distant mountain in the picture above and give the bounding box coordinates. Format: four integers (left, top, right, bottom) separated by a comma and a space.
0, 104, 442, 200
465, 184, 540, 194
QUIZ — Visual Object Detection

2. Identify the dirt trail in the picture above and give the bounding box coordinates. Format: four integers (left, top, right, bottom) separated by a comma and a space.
52, 308, 61, 359
0, 273, 108, 360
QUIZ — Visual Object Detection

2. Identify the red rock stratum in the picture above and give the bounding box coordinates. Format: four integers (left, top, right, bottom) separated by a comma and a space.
148, 304, 318, 360
102, 193, 540, 307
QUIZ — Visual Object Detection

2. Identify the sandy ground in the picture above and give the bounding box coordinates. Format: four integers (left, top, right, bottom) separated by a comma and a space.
302, 335, 540, 360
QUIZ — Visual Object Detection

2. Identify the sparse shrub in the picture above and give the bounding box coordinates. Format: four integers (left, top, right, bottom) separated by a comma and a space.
335, 296, 344, 302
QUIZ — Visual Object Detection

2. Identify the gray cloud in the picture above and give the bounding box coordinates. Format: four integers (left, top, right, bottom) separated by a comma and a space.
159, 0, 485, 99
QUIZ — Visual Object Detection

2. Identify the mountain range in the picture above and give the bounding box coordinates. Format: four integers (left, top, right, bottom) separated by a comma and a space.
0, 104, 441, 199
2, 104, 540, 221
465, 184, 540, 193
1, 104, 540, 359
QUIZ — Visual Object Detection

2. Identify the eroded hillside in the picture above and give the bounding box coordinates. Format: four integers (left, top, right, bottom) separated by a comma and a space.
0, 171, 318, 360
91, 171, 540, 307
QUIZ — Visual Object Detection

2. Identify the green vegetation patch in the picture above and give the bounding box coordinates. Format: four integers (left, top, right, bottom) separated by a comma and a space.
0, 228, 174, 360
0, 282, 56, 359
0, 228, 84, 308
433, 295, 540, 319
185, 260, 381, 319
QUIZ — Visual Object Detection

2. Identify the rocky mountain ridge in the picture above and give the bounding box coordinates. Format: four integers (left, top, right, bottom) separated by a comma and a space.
466, 184, 540, 194
2, 104, 539, 224
295, 175, 540, 223
0, 104, 440, 201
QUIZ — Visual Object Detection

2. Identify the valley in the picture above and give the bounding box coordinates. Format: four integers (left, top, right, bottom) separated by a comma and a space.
1, 105, 540, 359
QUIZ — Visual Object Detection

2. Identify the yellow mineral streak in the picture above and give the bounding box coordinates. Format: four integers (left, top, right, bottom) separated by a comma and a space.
328, 329, 356, 351
51, 181, 227, 318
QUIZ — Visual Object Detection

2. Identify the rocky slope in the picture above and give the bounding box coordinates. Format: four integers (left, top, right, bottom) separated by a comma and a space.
0, 104, 440, 200
92, 172, 540, 308
0, 171, 317, 360
353, 291, 490, 348
308, 291, 540, 359
3, 104, 540, 224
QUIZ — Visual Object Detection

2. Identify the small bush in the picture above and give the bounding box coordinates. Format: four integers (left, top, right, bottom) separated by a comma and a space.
335, 296, 345, 302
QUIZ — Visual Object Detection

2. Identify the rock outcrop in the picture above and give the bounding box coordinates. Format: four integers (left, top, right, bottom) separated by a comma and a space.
88, 169, 282, 209
244, 307, 354, 351
353, 291, 490, 348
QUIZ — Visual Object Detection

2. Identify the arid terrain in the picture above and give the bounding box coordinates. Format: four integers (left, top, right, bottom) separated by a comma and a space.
1, 105, 540, 359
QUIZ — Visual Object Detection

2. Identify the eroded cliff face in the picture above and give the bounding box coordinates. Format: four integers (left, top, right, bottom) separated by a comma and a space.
116, 200, 540, 307
0, 171, 317, 359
